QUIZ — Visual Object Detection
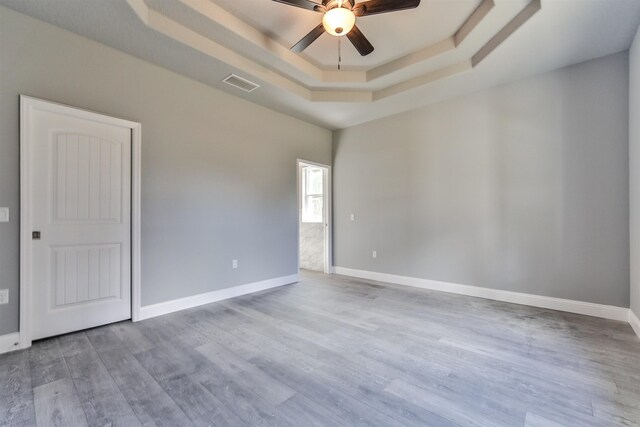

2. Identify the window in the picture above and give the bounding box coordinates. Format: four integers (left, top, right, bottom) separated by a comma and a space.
302, 166, 324, 223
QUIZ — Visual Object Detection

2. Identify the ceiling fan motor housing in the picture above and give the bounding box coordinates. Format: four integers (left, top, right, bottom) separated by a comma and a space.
281, 0, 420, 56
323, 0, 356, 10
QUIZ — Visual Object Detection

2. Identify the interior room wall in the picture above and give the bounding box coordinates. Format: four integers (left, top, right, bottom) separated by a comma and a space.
630, 24, 640, 319
0, 6, 332, 336
333, 52, 630, 308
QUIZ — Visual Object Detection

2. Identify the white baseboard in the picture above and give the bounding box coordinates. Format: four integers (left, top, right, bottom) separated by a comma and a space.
630, 310, 640, 339
334, 267, 629, 322
138, 274, 298, 320
0, 332, 21, 355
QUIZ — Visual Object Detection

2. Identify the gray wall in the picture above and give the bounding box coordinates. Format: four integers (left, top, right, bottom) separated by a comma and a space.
631, 25, 640, 318
0, 6, 332, 336
333, 52, 630, 308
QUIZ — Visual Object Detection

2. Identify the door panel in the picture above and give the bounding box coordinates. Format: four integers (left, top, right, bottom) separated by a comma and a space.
51, 244, 121, 307
52, 134, 123, 223
29, 106, 132, 340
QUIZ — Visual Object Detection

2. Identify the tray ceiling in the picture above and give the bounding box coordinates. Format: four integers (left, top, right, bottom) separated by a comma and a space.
193, 0, 484, 69
1, 0, 640, 129
128, 0, 537, 98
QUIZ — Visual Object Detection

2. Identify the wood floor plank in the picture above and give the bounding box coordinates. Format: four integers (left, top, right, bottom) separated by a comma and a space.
195, 341, 296, 406
153, 374, 225, 425
108, 322, 155, 355
591, 397, 640, 427
192, 366, 294, 427
524, 411, 570, 427
308, 356, 464, 426
132, 315, 293, 426
3, 270, 640, 426
28, 339, 69, 389
85, 329, 193, 427
275, 393, 347, 427
33, 378, 88, 427
134, 346, 238, 425
250, 355, 404, 427
385, 378, 520, 427
0, 360, 36, 426
0, 348, 29, 369
187, 302, 325, 370
58, 333, 141, 426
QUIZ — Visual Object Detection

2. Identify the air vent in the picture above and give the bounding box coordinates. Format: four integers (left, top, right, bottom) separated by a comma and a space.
222, 74, 260, 93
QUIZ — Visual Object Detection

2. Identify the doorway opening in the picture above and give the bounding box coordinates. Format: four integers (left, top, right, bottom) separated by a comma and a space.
298, 160, 331, 274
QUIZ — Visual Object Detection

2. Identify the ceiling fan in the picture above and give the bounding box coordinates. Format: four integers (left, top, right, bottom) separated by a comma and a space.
273, 0, 421, 56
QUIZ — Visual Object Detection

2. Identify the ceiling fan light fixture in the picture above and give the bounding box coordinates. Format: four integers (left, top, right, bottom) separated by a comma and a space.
322, 7, 355, 36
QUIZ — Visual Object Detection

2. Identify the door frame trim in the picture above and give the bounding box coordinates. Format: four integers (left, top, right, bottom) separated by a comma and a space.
297, 159, 332, 274
19, 95, 142, 349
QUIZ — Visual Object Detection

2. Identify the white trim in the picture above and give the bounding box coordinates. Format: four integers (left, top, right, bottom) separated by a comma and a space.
630, 310, 640, 339
19, 95, 142, 349
297, 159, 333, 274
131, 124, 142, 322
19, 97, 31, 350
138, 274, 298, 320
334, 267, 630, 322
325, 165, 333, 274
0, 333, 21, 355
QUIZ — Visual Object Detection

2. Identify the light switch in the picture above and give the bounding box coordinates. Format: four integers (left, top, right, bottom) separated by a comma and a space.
0, 208, 8, 223
350, 213, 355, 221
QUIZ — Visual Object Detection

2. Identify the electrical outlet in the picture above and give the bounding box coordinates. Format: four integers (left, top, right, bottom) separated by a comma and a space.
0, 207, 8, 223
372, 251, 377, 258
0, 289, 8, 305
350, 213, 355, 221
232, 259, 238, 269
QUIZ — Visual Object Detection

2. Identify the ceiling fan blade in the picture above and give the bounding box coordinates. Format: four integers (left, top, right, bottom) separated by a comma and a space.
353, 0, 420, 16
346, 25, 374, 56
291, 23, 326, 52
272, 0, 325, 12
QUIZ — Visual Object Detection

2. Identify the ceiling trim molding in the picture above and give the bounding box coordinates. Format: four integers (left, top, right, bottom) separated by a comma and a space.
128, 0, 313, 99
374, 60, 473, 101
311, 90, 373, 103
175, 0, 325, 81
366, 37, 456, 82
172, 0, 496, 84
455, 0, 495, 46
126, 0, 540, 103
372, 0, 542, 102
472, 0, 541, 66
365, 0, 494, 82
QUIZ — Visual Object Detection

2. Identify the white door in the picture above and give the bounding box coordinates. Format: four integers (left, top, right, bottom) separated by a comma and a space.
28, 103, 132, 340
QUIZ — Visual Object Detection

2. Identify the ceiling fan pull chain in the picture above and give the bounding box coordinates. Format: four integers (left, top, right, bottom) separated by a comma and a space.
338, 37, 342, 70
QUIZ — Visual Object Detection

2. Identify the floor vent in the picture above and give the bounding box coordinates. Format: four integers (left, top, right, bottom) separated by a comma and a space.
222, 74, 260, 93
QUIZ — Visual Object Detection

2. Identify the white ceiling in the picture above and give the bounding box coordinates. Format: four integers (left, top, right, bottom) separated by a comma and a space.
1, 0, 640, 130
193, 0, 484, 69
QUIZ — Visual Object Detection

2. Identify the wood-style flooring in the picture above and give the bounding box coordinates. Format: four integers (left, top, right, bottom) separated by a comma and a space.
1, 271, 640, 426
